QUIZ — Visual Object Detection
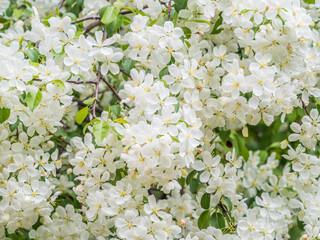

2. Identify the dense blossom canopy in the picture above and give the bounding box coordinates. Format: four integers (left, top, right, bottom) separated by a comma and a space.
0, 0, 320, 239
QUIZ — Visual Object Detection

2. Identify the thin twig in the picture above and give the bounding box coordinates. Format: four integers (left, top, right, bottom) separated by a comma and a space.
99, 69, 130, 108
83, 20, 102, 35
301, 99, 310, 116
72, 16, 101, 24
58, 0, 65, 9
92, 70, 101, 119
168, 0, 172, 21
120, 68, 132, 80
219, 201, 236, 230
67, 80, 97, 84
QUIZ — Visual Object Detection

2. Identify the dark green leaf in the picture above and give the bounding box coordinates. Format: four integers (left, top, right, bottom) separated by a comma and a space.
190, 178, 199, 194
186, 170, 197, 185
104, 14, 123, 37
9, 118, 20, 132
201, 193, 210, 209
211, 16, 223, 34
258, 150, 268, 164
159, 67, 169, 79
210, 212, 225, 229
219, 130, 230, 142
181, 27, 191, 39
121, 58, 135, 74
173, 0, 188, 12
221, 196, 232, 211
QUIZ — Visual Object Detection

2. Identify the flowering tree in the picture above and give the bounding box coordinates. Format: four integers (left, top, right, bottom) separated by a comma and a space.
0, 0, 320, 239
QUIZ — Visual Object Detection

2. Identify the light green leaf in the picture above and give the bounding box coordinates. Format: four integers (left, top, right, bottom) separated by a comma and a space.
0, 107, 10, 124
83, 119, 100, 135
13, 9, 23, 19
93, 121, 110, 143
83, 97, 96, 105
25, 49, 39, 62
104, 14, 123, 37
113, 118, 129, 124
121, 58, 135, 75
181, 27, 191, 39
304, 0, 315, 4
75, 106, 89, 125
26, 90, 42, 111
101, 5, 120, 25
186, 19, 212, 27
52, 80, 65, 90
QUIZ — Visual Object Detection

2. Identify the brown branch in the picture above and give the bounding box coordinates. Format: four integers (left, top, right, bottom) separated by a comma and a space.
67, 80, 97, 84
120, 68, 132, 80
58, 0, 65, 9
98, 69, 130, 108
92, 69, 101, 119
72, 16, 101, 24
168, 0, 172, 21
219, 201, 236, 230
83, 20, 102, 35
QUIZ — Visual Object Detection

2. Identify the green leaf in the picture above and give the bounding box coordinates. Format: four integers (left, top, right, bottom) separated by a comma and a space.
26, 90, 42, 111
148, 18, 158, 26
9, 118, 19, 131
99, 6, 108, 18
211, 16, 224, 34
110, 105, 121, 117
75, 106, 89, 124
221, 196, 232, 211
52, 80, 65, 90
198, 210, 211, 230
181, 27, 191, 39
186, 170, 197, 185
258, 150, 268, 164
303, 0, 315, 4
190, 178, 199, 194
104, 14, 123, 36
159, 67, 169, 79
201, 193, 210, 209
219, 130, 230, 142
82, 119, 100, 135
173, 102, 180, 113
113, 118, 129, 124
25, 49, 39, 62
121, 58, 135, 74
210, 212, 225, 229
0, 107, 10, 124
123, 16, 132, 25
83, 97, 96, 105
93, 121, 110, 143
13, 9, 23, 19
173, 0, 188, 12
101, 5, 120, 25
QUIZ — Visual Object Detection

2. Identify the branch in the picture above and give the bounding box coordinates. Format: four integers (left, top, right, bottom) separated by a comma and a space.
98, 69, 130, 108
120, 68, 132, 80
83, 20, 102, 35
58, 0, 65, 9
67, 80, 97, 84
168, 0, 172, 21
219, 201, 236, 230
72, 16, 101, 24
301, 99, 310, 117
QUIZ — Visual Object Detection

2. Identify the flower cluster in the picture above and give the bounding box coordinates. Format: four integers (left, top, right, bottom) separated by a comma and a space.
0, 0, 320, 239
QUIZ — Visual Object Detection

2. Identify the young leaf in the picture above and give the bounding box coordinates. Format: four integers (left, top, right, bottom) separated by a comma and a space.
26, 90, 42, 111
0, 107, 10, 123
211, 16, 223, 34
93, 121, 110, 143
210, 212, 225, 229
83, 97, 96, 105
159, 67, 168, 79
82, 119, 100, 135
52, 80, 65, 90
101, 5, 120, 25
9, 118, 20, 132
201, 193, 210, 209
121, 58, 135, 74
303, 0, 315, 4
181, 27, 191, 39
186, 170, 197, 185
113, 118, 129, 124
75, 106, 89, 125
198, 210, 211, 230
